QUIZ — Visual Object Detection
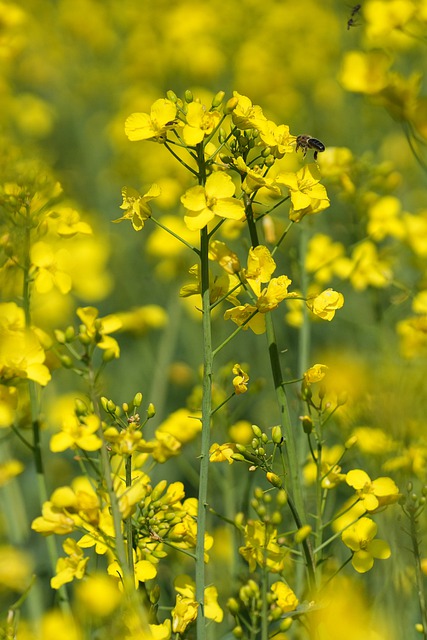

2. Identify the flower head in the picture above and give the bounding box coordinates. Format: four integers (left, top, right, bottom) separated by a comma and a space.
346, 469, 400, 512
276, 164, 330, 222
341, 516, 391, 573
125, 99, 178, 142
181, 172, 245, 231
306, 288, 344, 321
114, 184, 161, 231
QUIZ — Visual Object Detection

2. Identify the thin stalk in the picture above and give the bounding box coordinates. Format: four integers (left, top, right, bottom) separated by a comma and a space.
195, 225, 213, 639
261, 566, 268, 640
195, 140, 213, 639
125, 455, 134, 574
244, 196, 315, 588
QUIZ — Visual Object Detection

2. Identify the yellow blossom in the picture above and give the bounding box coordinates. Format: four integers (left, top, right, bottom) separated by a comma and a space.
75, 573, 122, 617
224, 304, 265, 334
306, 288, 344, 321
182, 102, 221, 145
256, 275, 294, 313
50, 413, 102, 452
125, 98, 178, 142
303, 363, 328, 384
239, 520, 287, 573
275, 164, 330, 222
30, 241, 72, 294
77, 306, 122, 357
181, 171, 245, 231
232, 363, 249, 394
339, 50, 391, 94
51, 538, 89, 589
346, 469, 400, 512
114, 184, 161, 231
342, 516, 391, 573
271, 581, 299, 615
231, 91, 267, 130
209, 442, 237, 463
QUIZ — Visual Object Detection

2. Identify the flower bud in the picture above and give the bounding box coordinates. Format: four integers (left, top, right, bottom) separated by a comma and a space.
252, 424, 262, 438
294, 524, 312, 543
150, 585, 160, 604
166, 90, 178, 102
122, 403, 129, 413
212, 90, 225, 107
133, 392, 143, 407
147, 402, 156, 418
62, 327, 74, 343
227, 597, 240, 615
55, 330, 66, 344
102, 348, 116, 362
276, 489, 288, 506
232, 626, 243, 638
266, 472, 282, 488
272, 426, 283, 444
300, 415, 313, 435
75, 399, 87, 415
107, 399, 116, 413
184, 90, 193, 103
59, 355, 73, 369
224, 96, 239, 113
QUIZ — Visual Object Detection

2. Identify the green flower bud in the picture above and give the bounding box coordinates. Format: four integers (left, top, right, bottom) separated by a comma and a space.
75, 399, 87, 415
271, 511, 282, 525
151, 480, 167, 502
107, 399, 116, 413
78, 331, 91, 345
65, 326, 76, 342
276, 489, 288, 506
294, 524, 312, 543
265, 155, 275, 167
232, 626, 243, 638
227, 597, 240, 615
59, 355, 73, 369
257, 446, 265, 456
212, 90, 225, 107
301, 415, 313, 435
102, 348, 116, 362
54, 330, 66, 344
147, 402, 156, 418
280, 618, 293, 631
122, 403, 129, 413
266, 472, 282, 488
100, 397, 109, 412
231, 453, 245, 462
184, 90, 193, 103
272, 426, 283, 444
261, 433, 268, 444
224, 96, 239, 113
133, 392, 143, 407
270, 607, 282, 621
166, 90, 178, 102
252, 424, 262, 438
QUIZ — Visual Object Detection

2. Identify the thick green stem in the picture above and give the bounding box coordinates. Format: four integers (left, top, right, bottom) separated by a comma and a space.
195, 225, 213, 639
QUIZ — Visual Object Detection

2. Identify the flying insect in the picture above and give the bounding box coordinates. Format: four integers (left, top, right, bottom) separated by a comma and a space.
296, 134, 325, 161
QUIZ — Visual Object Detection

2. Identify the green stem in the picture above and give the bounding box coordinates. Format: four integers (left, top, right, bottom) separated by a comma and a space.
125, 455, 134, 574
195, 141, 213, 639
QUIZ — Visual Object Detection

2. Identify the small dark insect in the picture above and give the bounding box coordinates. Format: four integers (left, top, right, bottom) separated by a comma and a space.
296, 134, 326, 161
347, 3, 362, 29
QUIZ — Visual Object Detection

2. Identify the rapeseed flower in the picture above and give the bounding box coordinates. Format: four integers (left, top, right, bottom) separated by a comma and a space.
275, 164, 330, 222
125, 98, 178, 142
345, 469, 400, 512
115, 184, 161, 231
180, 171, 245, 231
341, 516, 391, 573
306, 288, 344, 321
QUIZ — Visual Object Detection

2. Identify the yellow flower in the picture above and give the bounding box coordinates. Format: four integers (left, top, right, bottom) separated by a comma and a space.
341, 516, 391, 573
31, 501, 76, 536
244, 245, 277, 296
181, 172, 245, 231
125, 98, 177, 142
77, 306, 122, 357
182, 102, 221, 145
346, 241, 392, 291
339, 50, 391, 94
114, 184, 161, 231
224, 304, 265, 334
209, 442, 237, 464
305, 233, 347, 284
75, 573, 122, 617
256, 275, 294, 313
208, 240, 241, 274
306, 288, 344, 321
51, 538, 89, 589
275, 164, 330, 222
30, 241, 72, 294
231, 91, 267, 130
233, 157, 281, 196
303, 363, 328, 384
0, 545, 33, 592
0, 303, 51, 386
346, 469, 400, 512
172, 575, 223, 634
0, 459, 24, 486
239, 521, 287, 573
271, 581, 299, 613
232, 363, 249, 394
50, 413, 102, 452
257, 120, 296, 158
